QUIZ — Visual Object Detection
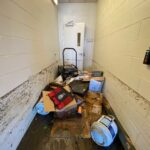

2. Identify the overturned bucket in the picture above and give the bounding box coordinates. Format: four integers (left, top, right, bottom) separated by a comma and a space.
91, 115, 118, 147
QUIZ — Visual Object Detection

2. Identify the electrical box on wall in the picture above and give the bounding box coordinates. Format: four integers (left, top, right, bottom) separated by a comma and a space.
143, 48, 150, 65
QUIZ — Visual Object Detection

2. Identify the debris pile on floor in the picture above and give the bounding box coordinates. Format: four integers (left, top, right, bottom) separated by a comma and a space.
35, 70, 104, 139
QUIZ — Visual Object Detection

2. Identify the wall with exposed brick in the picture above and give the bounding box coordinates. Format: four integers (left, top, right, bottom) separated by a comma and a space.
93, 0, 150, 150
0, 0, 59, 149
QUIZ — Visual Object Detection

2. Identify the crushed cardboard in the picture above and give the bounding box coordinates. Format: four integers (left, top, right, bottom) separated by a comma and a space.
50, 118, 82, 138
43, 91, 55, 112
76, 71, 105, 82
85, 91, 103, 105
63, 85, 71, 92
40, 71, 105, 138
81, 121, 91, 138
43, 91, 77, 113
83, 91, 103, 127
83, 76, 105, 82
55, 99, 77, 118
54, 75, 63, 84
91, 104, 102, 114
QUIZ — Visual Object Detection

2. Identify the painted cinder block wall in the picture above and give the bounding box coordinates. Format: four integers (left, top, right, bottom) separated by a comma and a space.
93, 0, 150, 150
0, 0, 59, 149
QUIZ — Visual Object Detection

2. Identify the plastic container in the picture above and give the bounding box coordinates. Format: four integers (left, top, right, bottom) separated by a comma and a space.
91, 115, 118, 147
35, 102, 49, 116
89, 79, 103, 92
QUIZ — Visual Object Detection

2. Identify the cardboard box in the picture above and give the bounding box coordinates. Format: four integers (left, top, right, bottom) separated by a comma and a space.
91, 76, 105, 81
43, 91, 55, 112
77, 71, 105, 82
42, 91, 77, 118
80, 75, 105, 82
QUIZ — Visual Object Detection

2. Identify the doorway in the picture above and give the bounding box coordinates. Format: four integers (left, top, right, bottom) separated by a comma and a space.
58, 3, 97, 70
62, 22, 85, 70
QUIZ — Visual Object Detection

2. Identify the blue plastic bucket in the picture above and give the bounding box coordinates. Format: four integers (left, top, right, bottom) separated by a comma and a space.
91, 115, 118, 147
35, 102, 49, 116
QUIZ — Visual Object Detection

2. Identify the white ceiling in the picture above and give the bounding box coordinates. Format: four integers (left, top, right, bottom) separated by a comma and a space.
58, 0, 97, 3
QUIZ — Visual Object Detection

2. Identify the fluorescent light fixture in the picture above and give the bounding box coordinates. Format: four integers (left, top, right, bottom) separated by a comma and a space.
53, 0, 58, 5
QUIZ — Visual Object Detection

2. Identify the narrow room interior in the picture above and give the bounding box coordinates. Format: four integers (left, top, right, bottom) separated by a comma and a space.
0, 0, 150, 150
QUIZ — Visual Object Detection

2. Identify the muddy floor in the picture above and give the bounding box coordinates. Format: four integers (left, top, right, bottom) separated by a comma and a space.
17, 114, 124, 150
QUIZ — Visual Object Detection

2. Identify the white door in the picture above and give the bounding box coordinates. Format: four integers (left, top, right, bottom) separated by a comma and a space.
62, 23, 85, 70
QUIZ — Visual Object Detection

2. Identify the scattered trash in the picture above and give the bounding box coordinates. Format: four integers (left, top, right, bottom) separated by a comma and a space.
35, 70, 106, 141
65, 77, 75, 85
91, 71, 103, 77
50, 118, 82, 138
63, 85, 72, 92
54, 100, 77, 118
76, 71, 91, 81
48, 87, 73, 109
81, 121, 91, 138
75, 96, 85, 105
49, 82, 63, 89
91, 115, 118, 147
85, 91, 103, 105
77, 106, 82, 116
85, 91, 103, 125
42, 91, 77, 118
89, 79, 104, 92
43, 91, 55, 112
76, 71, 104, 82
54, 75, 63, 84
91, 76, 105, 82
69, 80, 89, 96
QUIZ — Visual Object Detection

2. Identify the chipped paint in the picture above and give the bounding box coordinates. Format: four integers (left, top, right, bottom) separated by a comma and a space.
92, 60, 150, 106
0, 61, 58, 150
92, 61, 150, 150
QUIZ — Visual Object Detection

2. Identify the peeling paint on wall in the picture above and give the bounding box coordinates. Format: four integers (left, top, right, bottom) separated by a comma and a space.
0, 62, 58, 150
92, 61, 150, 150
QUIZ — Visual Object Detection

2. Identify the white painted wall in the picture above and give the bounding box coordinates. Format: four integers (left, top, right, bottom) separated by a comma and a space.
58, 3, 97, 69
0, 0, 59, 97
93, 0, 150, 149
0, 0, 59, 149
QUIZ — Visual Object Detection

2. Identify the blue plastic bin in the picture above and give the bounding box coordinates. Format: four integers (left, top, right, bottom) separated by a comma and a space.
89, 79, 103, 92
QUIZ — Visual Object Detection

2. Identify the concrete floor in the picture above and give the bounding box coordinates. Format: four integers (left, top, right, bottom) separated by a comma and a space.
17, 114, 124, 150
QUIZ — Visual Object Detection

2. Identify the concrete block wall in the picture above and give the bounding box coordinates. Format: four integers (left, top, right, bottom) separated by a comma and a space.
0, 0, 59, 149
93, 0, 150, 150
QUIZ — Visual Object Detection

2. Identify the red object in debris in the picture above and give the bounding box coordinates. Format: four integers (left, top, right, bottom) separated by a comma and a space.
48, 87, 73, 109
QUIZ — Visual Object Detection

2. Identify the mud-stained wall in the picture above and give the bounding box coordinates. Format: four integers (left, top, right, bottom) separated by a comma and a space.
0, 0, 59, 149
93, 62, 150, 150
58, 3, 97, 69
0, 0, 59, 97
93, 0, 150, 150
0, 63, 58, 150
